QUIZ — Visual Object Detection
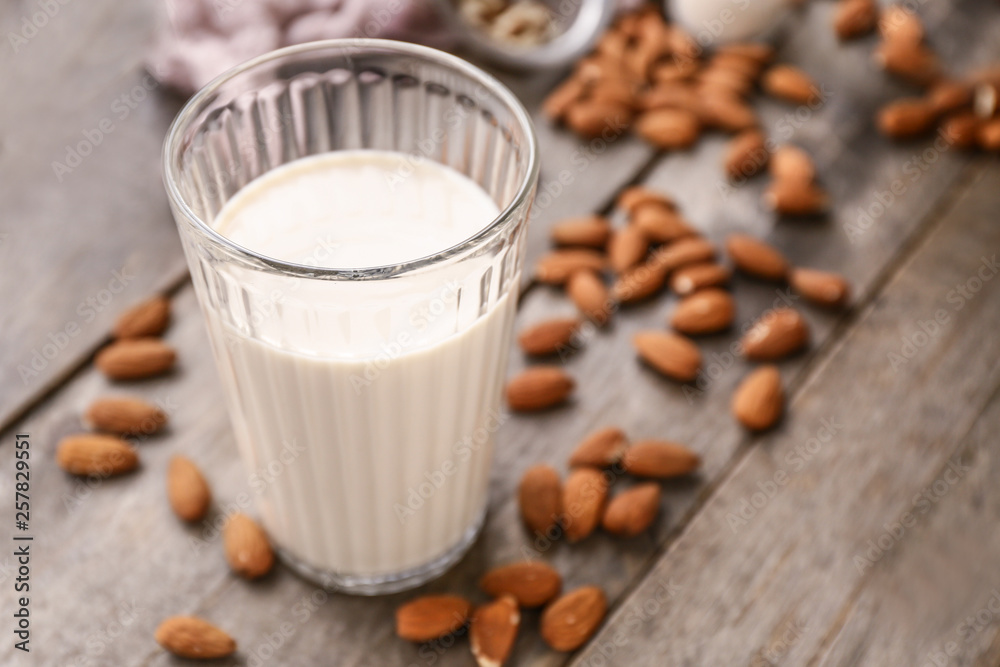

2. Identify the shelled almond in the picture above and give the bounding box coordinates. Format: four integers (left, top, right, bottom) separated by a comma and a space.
167, 456, 212, 522
562, 468, 609, 542
725, 234, 789, 282
732, 365, 785, 431
601, 483, 661, 537
96, 338, 177, 380
396, 595, 473, 642
622, 440, 701, 479
670, 288, 735, 335
223, 513, 274, 580
567, 270, 613, 325
517, 318, 581, 356
480, 561, 562, 608
741, 308, 810, 360
470, 596, 520, 667
114, 295, 171, 339
506, 367, 575, 411
84, 396, 167, 435
155, 616, 236, 660
633, 330, 702, 382
518, 464, 563, 535
56, 434, 139, 476
568, 426, 629, 468
540, 587, 607, 652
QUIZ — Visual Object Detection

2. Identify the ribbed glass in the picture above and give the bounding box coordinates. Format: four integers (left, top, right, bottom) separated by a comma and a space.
163, 40, 538, 594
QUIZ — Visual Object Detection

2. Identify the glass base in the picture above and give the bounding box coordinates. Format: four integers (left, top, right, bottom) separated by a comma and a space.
275, 507, 486, 595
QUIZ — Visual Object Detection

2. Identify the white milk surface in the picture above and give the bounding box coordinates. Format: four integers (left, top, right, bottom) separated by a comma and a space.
210, 151, 514, 577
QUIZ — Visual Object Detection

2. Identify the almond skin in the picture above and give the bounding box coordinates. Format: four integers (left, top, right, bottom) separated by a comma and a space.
789, 267, 851, 308
567, 270, 613, 325
562, 468, 609, 542
535, 249, 606, 285
671, 288, 735, 335
874, 40, 940, 87
518, 464, 562, 536
622, 440, 700, 478
878, 98, 938, 138
56, 434, 139, 477
480, 561, 562, 608
725, 129, 768, 180
732, 365, 784, 431
635, 108, 701, 149
978, 118, 1000, 151
941, 112, 981, 149
763, 179, 829, 216
741, 308, 810, 360
84, 396, 167, 436
633, 331, 702, 382
762, 65, 820, 105
506, 367, 575, 411
648, 237, 717, 274
565, 99, 633, 139
540, 587, 607, 652
155, 616, 236, 659
568, 426, 629, 468
697, 93, 757, 133
611, 260, 669, 304
725, 234, 789, 282
770, 145, 815, 183
114, 295, 170, 339
879, 5, 923, 43
517, 318, 581, 356
927, 80, 972, 115
834, 0, 878, 40
631, 203, 696, 243
602, 483, 661, 537
617, 186, 676, 215
551, 216, 612, 249
471, 596, 520, 667
670, 263, 731, 295
167, 456, 212, 522
396, 595, 473, 642
223, 513, 274, 579
95, 338, 177, 380
608, 226, 650, 273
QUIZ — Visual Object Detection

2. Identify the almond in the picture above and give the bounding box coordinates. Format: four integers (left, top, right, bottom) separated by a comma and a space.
941, 111, 980, 149
540, 587, 607, 652
716, 42, 775, 65
95, 338, 177, 380
741, 308, 810, 360
927, 80, 972, 115
874, 40, 940, 87
568, 426, 629, 468
114, 295, 170, 339
607, 225, 649, 273
543, 77, 586, 121
648, 237, 717, 274
565, 99, 633, 139
789, 267, 851, 307
617, 186, 676, 214
562, 468, 608, 542
699, 67, 754, 98
638, 83, 700, 113
517, 318, 581, 356
590, 79, 638, 109
770, 145, 815, 183
535, 249, 606, 285
223, 513, 274, 579
567, 270, 613, 325
155, 616, 236, 659
878, 98, 937, 138
611, 260, 669, 304
601, 483, 661, 536
725, 234, 789, 281
56, 434, 138, 477
671, 288, 735, 335
763, 179, 829, 216
480, 561, 561, 608
396, 595, 473, 642
834, 0, 878, 40
633, 331, 701, 382
550, 216, 612, 248
519, 464, 562, 535
978, 118, 1000, 151
84, 396, 167, 436
762, 65, 821, 105
471, 596, 520, 667
696, 93, 758, 132
635, 108, 701, 149
732, 365, 784, 431
878, 5, 924, 43
670, 263, 731, 295
167, 456, 212, 522
631, 203, 696, 243
725, 130, 768, 180
622, 440, 700, 478
506, 367, 575, 411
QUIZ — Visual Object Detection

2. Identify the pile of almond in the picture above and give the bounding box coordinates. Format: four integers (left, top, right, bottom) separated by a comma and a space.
53, 294, 273, 661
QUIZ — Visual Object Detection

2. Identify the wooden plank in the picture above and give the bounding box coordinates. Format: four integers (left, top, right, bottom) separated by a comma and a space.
569, 165, 1000, 666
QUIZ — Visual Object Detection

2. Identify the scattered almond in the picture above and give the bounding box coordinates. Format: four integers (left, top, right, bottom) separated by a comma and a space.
878, 98, 938, 138
612, 261, 669, 304
506, 367, 575, 411
770, 145, 815, 184
565, 99, 633, 139
631, 203, 696, 243
879, 5, 924, 43
648, 237, 717, 274
480, 561, 562, 608
741, 308, 810, 360
518, 464, 562, 536
789, 267, 851, 307
540, 587, 607, 652
670, 288, 735, 335
732, 365, 784, 431
874, 40, 940, 87
471, 596, 520, 667
633, 331, 701, 382
941, 111, 980, 149
617, 186, 675, 215
167, 456, 212, 522
724, 129, 768, 180
84, 396, 167, 435
763, 179, 829, 216
927, 80, 972, 116
95, 338, 177, 380
696, 93, 757, 132
670, 263, 730, 295
978, 118, 1000, 151
223, 513, 274, 579
114, 295, 170, 339
543, 77, 586, 121
567, 270, 613, 325
607, 225, 649, 273
635, 108, 701, 149
517, 318, 581, 356
562, 468, 609, 542
155, 616, 236, 660
762, 65, 820, 105
535, 249, 606, 285
834, 0, 878, 40
396, 595, 473, 642
725, 234, 789, 282
602, 483, 661, 537
551, 216, 612, 248
56, 434, 138, 477
568, 426, 628, 468
623, 440, 700, 478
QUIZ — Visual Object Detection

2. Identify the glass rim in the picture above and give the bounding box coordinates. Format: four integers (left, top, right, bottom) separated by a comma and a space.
162, 38, 539, 281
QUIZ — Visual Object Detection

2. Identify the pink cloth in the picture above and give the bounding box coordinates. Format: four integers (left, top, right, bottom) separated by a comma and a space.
148, 0, 456, 95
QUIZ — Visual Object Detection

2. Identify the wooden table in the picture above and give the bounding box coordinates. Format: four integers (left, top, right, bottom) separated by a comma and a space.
3, 1, 1000, 664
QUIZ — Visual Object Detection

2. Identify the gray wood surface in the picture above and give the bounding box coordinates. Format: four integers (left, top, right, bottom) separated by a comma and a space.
3, 0, 1000, 665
